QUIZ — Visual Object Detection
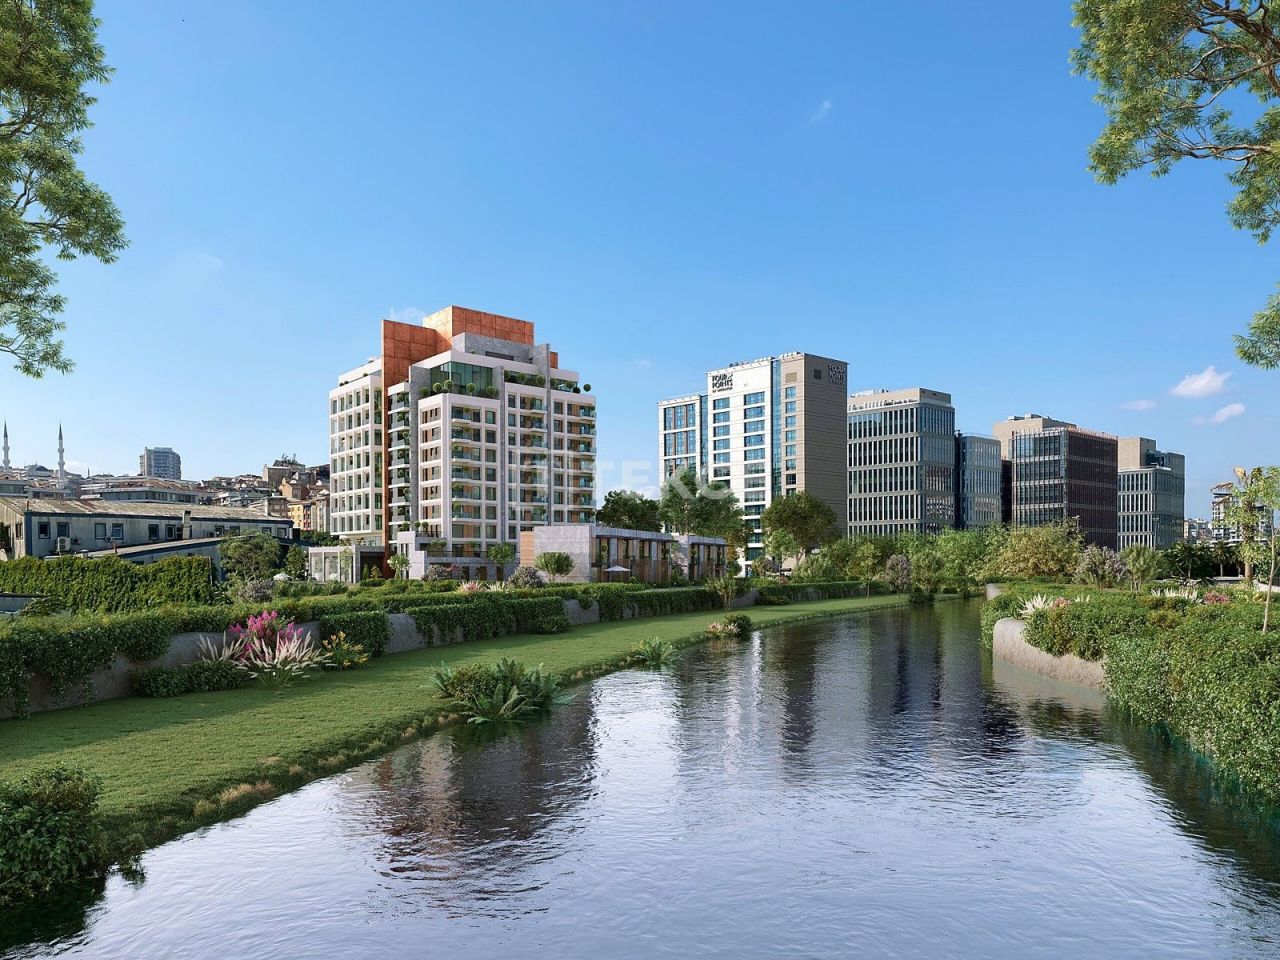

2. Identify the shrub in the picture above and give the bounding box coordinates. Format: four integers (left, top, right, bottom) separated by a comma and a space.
1075, 546, 1128, 588
229, 578, 275, 604
721, 613, 753, 637
631, 637, 676, 666
507, 566, 544, 588
432, 657, 565, 724
132, 666, 186, 698
183, 659, 243, 692
321, 631, 369, 670
533, 613, 571, 634
317, 611, 390, 658
0, 767, 106, 904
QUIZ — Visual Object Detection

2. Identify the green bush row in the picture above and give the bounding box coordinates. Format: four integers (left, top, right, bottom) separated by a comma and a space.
133, 661, 244, 698
755, 580, 883, 606
987, 588, 1280, 802
0, 555, 218, 612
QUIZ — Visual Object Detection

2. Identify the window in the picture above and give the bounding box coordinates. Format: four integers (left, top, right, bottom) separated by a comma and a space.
744, 405, 764, 419
111, 523, 124, 540
785, 386, 796, 399
56, 522, 69, 538
94, 522, 107, 540
148, 524, 160, 541
712, 397, 729, 410
713, 411, 729, 424
745, 391, 765, 404
37, 520, 50, 539
744, 419, 764, 433
812, 368, 822, 380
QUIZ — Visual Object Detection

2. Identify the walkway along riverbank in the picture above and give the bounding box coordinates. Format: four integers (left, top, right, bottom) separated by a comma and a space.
0, 594, 928, 860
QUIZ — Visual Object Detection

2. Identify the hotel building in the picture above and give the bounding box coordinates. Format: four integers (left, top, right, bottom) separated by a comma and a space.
993, 414, 1118, 549
657, 352, 849, 562
327, 306, 596, 577
1117, 437, 1185, 549
846, 388, 956, 537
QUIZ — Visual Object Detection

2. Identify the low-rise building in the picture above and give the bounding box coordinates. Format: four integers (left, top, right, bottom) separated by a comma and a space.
516, 524, 728, 584
0, 498, 292, 561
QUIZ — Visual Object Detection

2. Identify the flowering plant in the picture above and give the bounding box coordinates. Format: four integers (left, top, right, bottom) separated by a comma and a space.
224, 611, 330, 689
1202, 591, 1232, 605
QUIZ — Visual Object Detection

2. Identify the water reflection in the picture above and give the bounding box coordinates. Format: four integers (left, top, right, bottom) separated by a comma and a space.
5, 602, 1280, 960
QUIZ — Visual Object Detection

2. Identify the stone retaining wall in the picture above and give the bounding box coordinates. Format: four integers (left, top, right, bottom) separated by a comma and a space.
992, 617, 1105, 691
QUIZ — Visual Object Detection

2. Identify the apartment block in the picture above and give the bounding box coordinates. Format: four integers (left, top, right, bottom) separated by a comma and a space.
1117, 437, 1185, 549
1211, 481, 1275, 544
994, 414, 1118, 549
954, 434, 1002, 529
139, 446, 182, 480
847, 388, 956, 537
328, 306, 596, 578
657, 352, 848, 562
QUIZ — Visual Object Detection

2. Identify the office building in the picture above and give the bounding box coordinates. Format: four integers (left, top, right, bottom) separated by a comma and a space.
139, 446, 182, 480
846, 387, 956, 537
658, 352, 849, 562
329, 306, 596, 577
994, 414, 1119, 549
954, 433, 1002, 529
1117, 437, 1185, 549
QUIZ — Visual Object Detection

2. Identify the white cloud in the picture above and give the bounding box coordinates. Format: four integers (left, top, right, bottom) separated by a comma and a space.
1193, 402, 1246, 426
386, 306, 426, 324
1171, 365, 1231, 398
1122, 398, 1156, 411
633, 358, 652, 369
806, 99, 833, 125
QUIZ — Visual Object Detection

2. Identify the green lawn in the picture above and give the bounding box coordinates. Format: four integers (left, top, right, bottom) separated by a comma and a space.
0, 595, 910, 850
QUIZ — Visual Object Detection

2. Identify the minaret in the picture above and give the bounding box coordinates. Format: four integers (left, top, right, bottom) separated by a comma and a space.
57, 423, 65, 485
2, 421, 9, 471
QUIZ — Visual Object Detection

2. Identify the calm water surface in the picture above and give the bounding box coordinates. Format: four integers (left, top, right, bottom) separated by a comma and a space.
6, 602, 1280, 959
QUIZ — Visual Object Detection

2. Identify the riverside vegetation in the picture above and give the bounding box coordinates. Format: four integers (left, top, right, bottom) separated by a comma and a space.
0, 582, 909, 906
984, 583, 1280, 804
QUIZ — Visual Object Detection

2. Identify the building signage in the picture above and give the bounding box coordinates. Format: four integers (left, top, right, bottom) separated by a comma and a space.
828, 363, 846, 385
711, 372, 734, 392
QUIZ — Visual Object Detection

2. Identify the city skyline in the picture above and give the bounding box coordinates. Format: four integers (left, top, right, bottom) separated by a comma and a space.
0, 3, 1272, 510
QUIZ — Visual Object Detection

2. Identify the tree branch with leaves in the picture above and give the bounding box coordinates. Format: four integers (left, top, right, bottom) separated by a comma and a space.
1073, 0, 1280, 366
1, 0, 126, 377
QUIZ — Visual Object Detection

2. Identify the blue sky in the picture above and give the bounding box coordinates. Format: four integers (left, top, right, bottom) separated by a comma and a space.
2, 1, 1274, 515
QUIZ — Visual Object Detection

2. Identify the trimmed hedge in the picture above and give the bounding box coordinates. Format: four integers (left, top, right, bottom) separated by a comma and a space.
0, 578, 884, 716
0, 555, 217, 612
317, 611, 391, 658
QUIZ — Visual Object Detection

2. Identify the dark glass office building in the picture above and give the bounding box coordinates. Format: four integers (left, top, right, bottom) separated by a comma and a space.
1007, 425, 1118, 549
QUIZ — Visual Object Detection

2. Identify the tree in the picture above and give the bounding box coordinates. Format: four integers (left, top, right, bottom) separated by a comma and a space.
1225, 466, 1273, 582
534, 551, 573, 583
1120, 544, 1164, 588
219, 534, 283, 582
933, 528, 995, 589
1072, 0, 1280, 367
596, 490, 661, 531
1211, 538, 1239, 578
2, 0, 127, 377
387, 551, 409, 579
283, 545, 308, 580
762, 528, 800, 570
487, 542, 516, 580
760, 492, 837, 558
884, 554, 912, 593
657, 468, 744, 539
990, 521, 1084, 581
1165, 540, 1214, 583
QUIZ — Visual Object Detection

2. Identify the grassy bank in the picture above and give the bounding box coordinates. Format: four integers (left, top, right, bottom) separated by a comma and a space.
0, 594, 914, 855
